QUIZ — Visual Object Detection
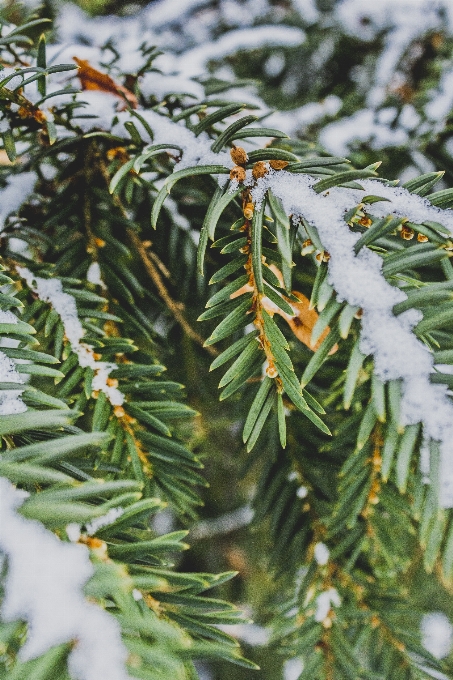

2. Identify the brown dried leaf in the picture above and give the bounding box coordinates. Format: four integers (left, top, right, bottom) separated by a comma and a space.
284, 291, 331, 351
230, 264, 337, 353
265, 265, 337, 352
73, 57, 138, 109
0, 150, 13, 165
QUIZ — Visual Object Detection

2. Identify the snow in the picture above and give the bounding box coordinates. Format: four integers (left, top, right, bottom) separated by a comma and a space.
336, 0, 453, 107
292, 0, 319, 25
264, 52, 286, 78
0, 173, 37, 232
66, 523, 82, 543
166, 26, 305, 79
0, 477, 131, 680
144, 0, 210, 28
17, 268, 124, 406
314, 587, 341, 622
218, 622, 270, 646
85, 508, 124, 536
86, 262, 106, 289
59, 78, 232, 172
15, 0, 453, 172
268, 95, 342, 138
425, 68, 453, 123
320, 109, 408, 157
0, 309, 20, 326
54, 6, 148, 74
400, 105, 421, 132
0, 66, 25, 91
296, 485, 308, 499
0, 310, 26, 416
284, 658, 304, 680
112, 109, 231, 172
73, 91, 119, 133
220, 0, 269, 27
0, 352, 26, 416
191, 506, 254, 540
319, 0, 453, 147
45, 0, 303, 102
313, 543, 329, 566
251, 170, 453, 505
336, 0, 453, 38
358, 178, 453, 232
421, 612, 453, 659
140, 73, 204, 101
100, 14, 297, 83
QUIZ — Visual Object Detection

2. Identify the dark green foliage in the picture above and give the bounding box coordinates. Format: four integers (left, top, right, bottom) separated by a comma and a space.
1, 5, 453, 680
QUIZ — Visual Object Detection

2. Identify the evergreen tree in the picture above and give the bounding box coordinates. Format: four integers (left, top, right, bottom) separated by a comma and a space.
1, 2, 453, 679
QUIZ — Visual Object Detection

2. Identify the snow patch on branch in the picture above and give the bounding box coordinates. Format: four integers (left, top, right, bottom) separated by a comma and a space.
320, 108, 409, 157
425, 68, 453, 124
0, 477, 131, 680
111, 109, 231, 172
314, 587, 341, 622
166, 25, 305, 78
65, 90, 231, 173
252, 171, 453, 506
0, 310, 26, 416
144, 0, 210, 28
86, 262, 106, 289
337, 0, 453, 108
17, 268, 124, 406
268, 95, 342, 138
313, 542, 329, 566
140, 73, 204, 101
86, 507, 124, 536
0, 173, 37, 232
421, 612, 453, 659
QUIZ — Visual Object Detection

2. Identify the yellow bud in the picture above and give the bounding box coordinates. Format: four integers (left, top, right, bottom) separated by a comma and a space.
230, 146, 248, 166
230, 165, 246, 182
400, 225, 414, 240
243, 202, 254, 220
269, 160, 289, 170
252, 161, 268, 180
265, 364, 278, 378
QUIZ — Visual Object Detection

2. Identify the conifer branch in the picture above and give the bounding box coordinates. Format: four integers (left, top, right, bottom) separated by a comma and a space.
128, 229, 218, 357
97, 153, 218, 356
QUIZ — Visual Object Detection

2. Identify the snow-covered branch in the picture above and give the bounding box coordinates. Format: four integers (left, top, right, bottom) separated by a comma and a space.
251, 170, 453, 505
0, 310, 27, 416
17, 269, 124, 406
0, 478, 131, 680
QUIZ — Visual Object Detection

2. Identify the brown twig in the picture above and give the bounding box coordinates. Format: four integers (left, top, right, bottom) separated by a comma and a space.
128, 229, 218, 356
84, 145, 97, 256
147, 248, 171, 279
